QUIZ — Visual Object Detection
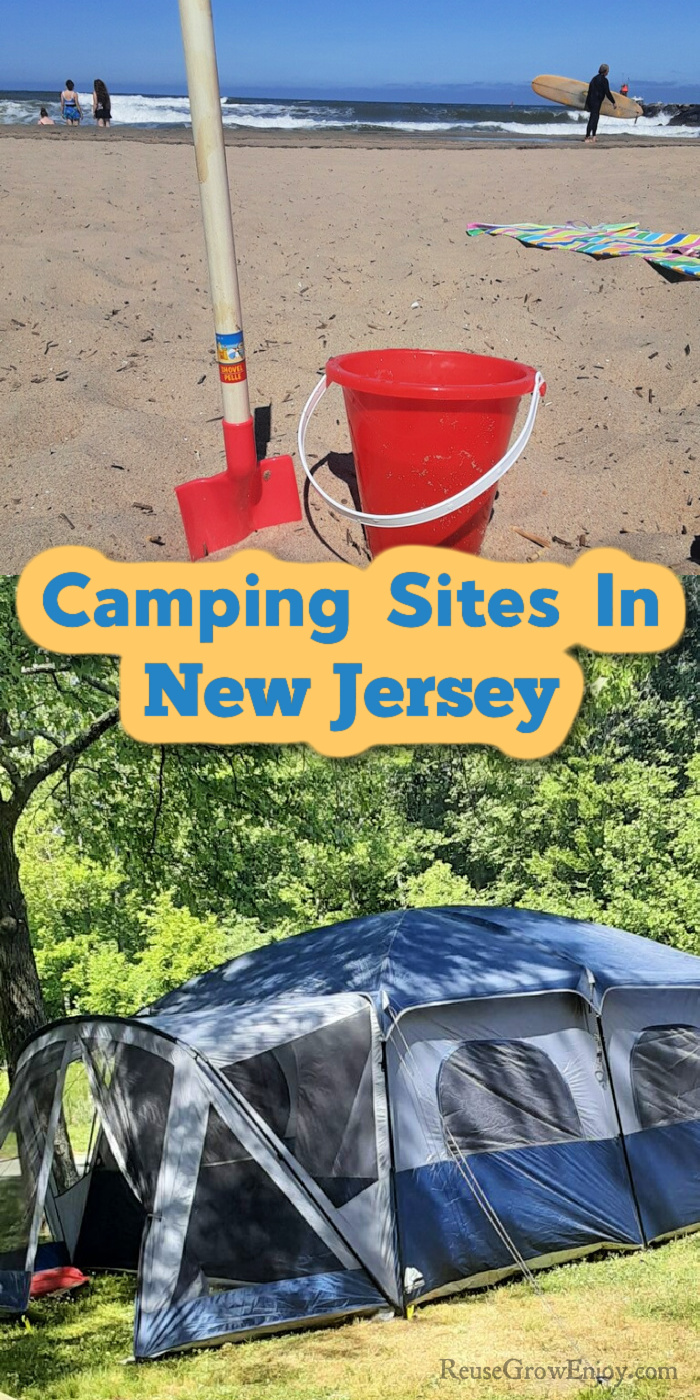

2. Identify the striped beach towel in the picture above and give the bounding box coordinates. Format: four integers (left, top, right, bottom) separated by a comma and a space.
465, 221, 700, 278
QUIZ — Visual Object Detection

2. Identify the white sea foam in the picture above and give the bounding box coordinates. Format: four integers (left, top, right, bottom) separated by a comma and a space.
0, 98, 52, 124
0, 91, 697, 138
472, 114, 699, 139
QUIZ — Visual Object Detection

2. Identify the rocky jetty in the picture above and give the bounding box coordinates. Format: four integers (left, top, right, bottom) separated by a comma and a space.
641, 102, 700, 126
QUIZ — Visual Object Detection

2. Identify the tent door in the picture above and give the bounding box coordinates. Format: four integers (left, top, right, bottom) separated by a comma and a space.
133, 1035, 390, 1357
2, 1012, 395, 1356
0, 1036, 74, 1313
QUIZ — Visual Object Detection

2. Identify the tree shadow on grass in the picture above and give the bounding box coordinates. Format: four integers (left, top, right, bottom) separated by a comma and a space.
0, 1275, 139, 1398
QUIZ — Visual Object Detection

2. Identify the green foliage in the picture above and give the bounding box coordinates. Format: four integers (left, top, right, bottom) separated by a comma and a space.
19, 815, 263, 1016
0, 576, 120, 806
1, 580, 699, 1025
404, 860, 477, 907
131, 892, 261, 1008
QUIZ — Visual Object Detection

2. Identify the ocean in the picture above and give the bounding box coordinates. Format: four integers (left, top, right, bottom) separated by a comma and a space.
2, 90, 699, 140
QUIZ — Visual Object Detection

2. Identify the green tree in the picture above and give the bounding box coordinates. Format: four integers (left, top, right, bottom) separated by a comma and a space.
0, 579, 119, 1074
3, 576, 699, 1073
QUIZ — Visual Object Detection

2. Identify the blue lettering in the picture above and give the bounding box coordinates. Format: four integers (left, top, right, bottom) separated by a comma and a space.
474, 677, 514, 717
456, 581, 485, 627
436, 678, 473, 717
144, 663, 202, 717
309, 589, 349, 644
245, 576, 259, 626
331, 663, 362, 732
364, 677, 404, 717
200, 589, 240, 644
43, 572, 90, 628
244, 678, 311, 717
265, 589, 304, 628
621, 588, 658, 627
135, 589, 192, 629
528, 588, 560, 627
598, 573, 614, 627
406, 676, 436, 716
388, 573, 432, 628
488, 590, 524, 628
204, 677, 244, 717
513, 678, 560, 733
94, 589, 129, 629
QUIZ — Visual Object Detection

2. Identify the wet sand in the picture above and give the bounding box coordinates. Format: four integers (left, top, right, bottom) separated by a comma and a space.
1, 130, 698, 573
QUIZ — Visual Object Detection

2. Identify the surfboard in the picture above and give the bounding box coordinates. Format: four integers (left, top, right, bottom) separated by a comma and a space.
531, 74, 643, 121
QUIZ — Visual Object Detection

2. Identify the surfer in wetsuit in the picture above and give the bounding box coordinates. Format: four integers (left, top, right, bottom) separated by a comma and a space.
584, 64, 616, 142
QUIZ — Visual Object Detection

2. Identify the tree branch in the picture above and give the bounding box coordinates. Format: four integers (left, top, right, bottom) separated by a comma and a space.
21, 664, 119, 703
11, 707, 120, 820
0, 751, 22, 789
0, 712, 22, 790
0, 728, 62, 749
77, 675, 120, 702
20, 663, 73, 676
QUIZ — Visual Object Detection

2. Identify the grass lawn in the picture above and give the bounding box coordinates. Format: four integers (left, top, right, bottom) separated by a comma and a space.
1, 1234, 699, 1400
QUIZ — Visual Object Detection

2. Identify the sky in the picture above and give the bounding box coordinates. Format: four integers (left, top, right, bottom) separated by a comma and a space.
2, 0, 700, 97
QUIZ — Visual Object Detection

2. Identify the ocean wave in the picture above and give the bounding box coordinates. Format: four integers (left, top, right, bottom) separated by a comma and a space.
476, 114, 699, 138
0, 98, 54, 124
0, 91, 697, 137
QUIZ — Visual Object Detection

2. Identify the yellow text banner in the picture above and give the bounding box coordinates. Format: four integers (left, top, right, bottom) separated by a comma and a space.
16, 546, 686, 759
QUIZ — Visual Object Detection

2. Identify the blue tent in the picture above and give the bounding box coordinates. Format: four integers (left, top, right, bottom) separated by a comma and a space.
1, 907, 700, 1356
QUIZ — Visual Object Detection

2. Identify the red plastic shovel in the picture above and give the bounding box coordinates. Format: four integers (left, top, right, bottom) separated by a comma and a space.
175, 0, 301, 559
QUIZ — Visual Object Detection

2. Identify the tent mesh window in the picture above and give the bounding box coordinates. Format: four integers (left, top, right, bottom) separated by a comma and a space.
75, 1043, 174, 1272
0, 1141, 35, 1272
437, 1038, 584, 1155
174, 1105, 342, 1299
631, 1025, 700, 1130
223, 1008, 378, 1207
59, 1060, 99, 1183
0, 1047, 61, 1272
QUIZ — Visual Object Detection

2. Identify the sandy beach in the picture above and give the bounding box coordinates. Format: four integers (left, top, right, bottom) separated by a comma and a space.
1, 128, 698, 574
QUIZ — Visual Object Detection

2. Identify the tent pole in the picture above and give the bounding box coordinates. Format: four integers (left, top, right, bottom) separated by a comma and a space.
381, 1035, 409, 1316
597, 1014, 647, 1246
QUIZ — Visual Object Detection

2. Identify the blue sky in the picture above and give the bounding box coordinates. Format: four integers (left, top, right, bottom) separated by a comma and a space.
3, 0, 699, 96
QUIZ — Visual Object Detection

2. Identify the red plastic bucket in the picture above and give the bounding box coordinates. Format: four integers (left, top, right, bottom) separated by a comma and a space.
298, 349, 544, 557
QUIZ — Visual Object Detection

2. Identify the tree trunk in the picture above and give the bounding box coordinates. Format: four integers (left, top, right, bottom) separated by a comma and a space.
0, 808, 48, 1079
0, 808, 78, 1190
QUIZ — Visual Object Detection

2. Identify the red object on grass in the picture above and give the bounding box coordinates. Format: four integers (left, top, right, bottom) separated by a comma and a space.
29, 1267, 89, 1299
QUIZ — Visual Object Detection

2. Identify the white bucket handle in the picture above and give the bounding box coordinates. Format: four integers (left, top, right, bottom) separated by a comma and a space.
297, 370, 545, 530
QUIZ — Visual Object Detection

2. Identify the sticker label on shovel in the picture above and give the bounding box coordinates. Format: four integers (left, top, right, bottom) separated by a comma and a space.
216, 331, 247, 382
219, 361, 247, 383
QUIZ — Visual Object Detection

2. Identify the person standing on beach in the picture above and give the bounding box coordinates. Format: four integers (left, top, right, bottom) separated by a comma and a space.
60, 81, 82, 125
92, 79, 111, 127
584, 64, 616, 142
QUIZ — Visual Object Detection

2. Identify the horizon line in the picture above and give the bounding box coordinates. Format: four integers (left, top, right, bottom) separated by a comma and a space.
3, 77, 699, 94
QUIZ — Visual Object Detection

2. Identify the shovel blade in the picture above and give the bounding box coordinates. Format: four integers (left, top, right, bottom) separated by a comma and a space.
176, 454, 301, 560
